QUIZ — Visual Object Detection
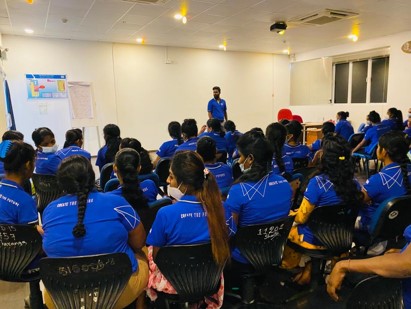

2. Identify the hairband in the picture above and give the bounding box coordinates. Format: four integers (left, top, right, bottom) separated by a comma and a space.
339, 156, 345, 161
0, 140, 12, 159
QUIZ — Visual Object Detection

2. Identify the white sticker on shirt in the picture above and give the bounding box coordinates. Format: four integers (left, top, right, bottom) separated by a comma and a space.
239, 174, 269, 200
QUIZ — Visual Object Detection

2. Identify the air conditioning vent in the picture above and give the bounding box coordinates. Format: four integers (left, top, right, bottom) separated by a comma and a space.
122, 0, 169, 4
290, 9, 358, 25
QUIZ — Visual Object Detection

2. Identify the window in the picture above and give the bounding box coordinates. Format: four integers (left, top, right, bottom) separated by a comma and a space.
333, 55, 389, 104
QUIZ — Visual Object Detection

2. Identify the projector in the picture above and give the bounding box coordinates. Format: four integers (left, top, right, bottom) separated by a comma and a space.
270, 21, 287, 33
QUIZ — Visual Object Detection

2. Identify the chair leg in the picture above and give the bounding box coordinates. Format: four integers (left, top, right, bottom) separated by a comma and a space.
29, 280, 44, 309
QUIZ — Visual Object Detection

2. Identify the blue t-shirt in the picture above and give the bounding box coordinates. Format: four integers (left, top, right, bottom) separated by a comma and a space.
335, 120, 354, 141
272, 155, 294, 175
156, 139, 179, 158
199, 132, 228, 152
401, 225, 411, 309
147, 195, 235, 247
404, 128, 411, 140
224, 172, 292, 263
96, 145, 108, 172
207, 98, 227, 121
35, 151, 62, 175
361, 163, 411, 230
363, 123, 390, 154
42, 192, 141, 272
224, 130, 242, 158
382, 118, 402, 131
205, 162, 233, 190
310, 139, 322, 152
283, 143, 311, 160
298, 174, 354, 245
175, 137, 199, 153
56, 145, 91, 161
0, 179, 38, 224
0, 162, 4, 175
110, 179, 158, 204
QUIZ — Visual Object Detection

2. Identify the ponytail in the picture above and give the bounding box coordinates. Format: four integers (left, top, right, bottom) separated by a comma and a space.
121, 164, 148, 211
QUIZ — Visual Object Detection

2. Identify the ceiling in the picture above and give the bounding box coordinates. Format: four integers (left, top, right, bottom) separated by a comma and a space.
0, 0, 410, 54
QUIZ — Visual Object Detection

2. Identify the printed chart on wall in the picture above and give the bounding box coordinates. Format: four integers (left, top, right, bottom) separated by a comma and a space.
26, 74, 67, 99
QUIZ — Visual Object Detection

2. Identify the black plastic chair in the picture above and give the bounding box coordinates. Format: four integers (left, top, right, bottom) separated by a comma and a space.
346, 275, 403, 308
154, 157, 171, 195
348, 133, 364, 149
32, 173, 63, 214
292, 157, 309, 170
231, 217, 294, 304
154, 243, 225, 306
352, 142, 380, 178
40, 253, 132, 309
232, 159, 242, 181
139, 197, 172, 232
99, 162, 114, 191
0, 224, 43, 309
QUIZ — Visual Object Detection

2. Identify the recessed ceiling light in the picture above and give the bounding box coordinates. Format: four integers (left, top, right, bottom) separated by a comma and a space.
218, 44, 226, 51
136, 37, 144, 44
182, 16, 187, 24
174, 13, 183, 20
348, 34, 358, 42
26, 0, 34, 4
24, 28, 34, 34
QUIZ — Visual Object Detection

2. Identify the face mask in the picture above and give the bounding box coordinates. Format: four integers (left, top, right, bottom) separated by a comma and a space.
239, 157, 251, 173
42, 144, 58, 153
168, 183, 184, 200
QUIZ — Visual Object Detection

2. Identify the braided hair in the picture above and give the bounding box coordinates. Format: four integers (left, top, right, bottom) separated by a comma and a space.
57, 155, 95, 238
265, 123, 286, 174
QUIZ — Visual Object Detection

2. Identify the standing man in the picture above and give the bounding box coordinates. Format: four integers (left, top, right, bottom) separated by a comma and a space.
207, 86, 228, 122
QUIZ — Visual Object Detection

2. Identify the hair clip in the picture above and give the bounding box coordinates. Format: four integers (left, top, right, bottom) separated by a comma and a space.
204, 168, 210, 179
339, 156, 345, 161
0, 140, 12, 159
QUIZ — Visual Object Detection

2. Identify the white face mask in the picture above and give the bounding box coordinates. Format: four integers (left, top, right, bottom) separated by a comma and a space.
42, 144, 58, 153
168, 183, 184, 200
239, 157, 251, 173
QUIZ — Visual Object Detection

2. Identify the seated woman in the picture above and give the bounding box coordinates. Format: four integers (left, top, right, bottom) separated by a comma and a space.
96, 124, 121, 172
283, 134, 363, 285
56, 128, 91, 161
152, 121, 182, 167
382, 107, 404, 131
0, 130, 24, 176
32, 127, 61, 174
120, 138, 153, 176
358, 131, 411, 231
309, 122, 335, 166
224, 120, 242, 161
327, 225, 411, 307
41, 156, 148, 309
196, 136, 233, 193
224, 131, 292, 266
265, 122, 294, 176
352, 111, 390, 155
146, 151, 231, 308
175, 119, 199, 152
284, 120, 311, 161
358, 114, 373, 134
199, 118, 228, 153
335, 111, 354, 141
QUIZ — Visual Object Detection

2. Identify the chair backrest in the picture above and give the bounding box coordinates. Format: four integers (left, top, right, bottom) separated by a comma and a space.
32, 173, 63, 214
154, 243, 224, 303
216, 151, 227, 164
139, 172, 160, 187
104, 178, 120, 192
346, 276, 403, 309
40, 253, 132, 309
348, 133, 365, 149
369, 195, 411, 240
139, 197, 172, 232
292, 115, 303, 123
292, 157, 309, 170
235, 216, 294, 272
277, 109, 293, 121
155, 157, 171, 187
99, 163, 114, 190
231, 159, 242, 181
0, 224, 42, 282
306, 204, 359, 255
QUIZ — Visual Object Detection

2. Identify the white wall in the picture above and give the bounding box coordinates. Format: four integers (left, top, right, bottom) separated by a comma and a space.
285, 30, 411, 129
3, 35, 289, 150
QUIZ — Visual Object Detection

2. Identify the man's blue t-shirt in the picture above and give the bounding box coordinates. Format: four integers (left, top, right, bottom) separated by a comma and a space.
199, 132, 228, 152
361, 163, 411, 230
147, 195, 235, 247
224, 172, 292, 263
156, 139, 179, 158
207, 98, 227, 121
56, 145, 91, 161
205, 162, 233, 190
109, 179, 158, 204
283, 143, 311, 159
335, 120, 354, 141
175, 137, 199, 153
401, 225, 411, 309
35, 151, 62, 175
42, 192, 141, 272
0, 179, 38, 224
272, 155, 294, 175
96, 145, 108, 172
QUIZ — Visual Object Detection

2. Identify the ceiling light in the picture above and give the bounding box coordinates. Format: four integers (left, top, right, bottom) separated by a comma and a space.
174, 14, 183, 20
136, 37, 144, 44
182, 16, 187, 24
219, 44, 226, 51
24, 28, 34, 34
270, 21, 287, 34
348, 34, 358, 42
282, 49, 290, 55
26, 0, 34, 4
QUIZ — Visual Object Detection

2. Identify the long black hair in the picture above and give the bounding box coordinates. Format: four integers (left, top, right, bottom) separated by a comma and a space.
115, 148, 148, 211
207, 118, 225, 137
57, 155, 95, 238
120, 138, 153, 175
0, 141, 36, 174
32, 127, 54, 147
378, 131, 411, 193
236, 130, 273, 183
265, 123, 286, 174
387, 107, 404, 130
103, 124, 121, 164
168, 121, 183, 145
63, 128, 83, 148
